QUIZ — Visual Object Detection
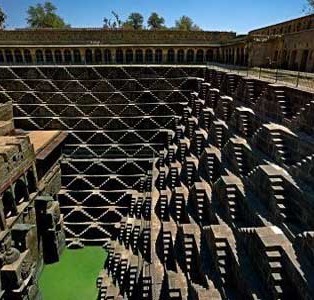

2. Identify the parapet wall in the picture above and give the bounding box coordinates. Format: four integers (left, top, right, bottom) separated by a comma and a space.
0, 29, 236, 46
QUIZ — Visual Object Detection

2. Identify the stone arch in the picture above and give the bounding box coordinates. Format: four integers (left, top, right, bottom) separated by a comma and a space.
145, 49, 153, 63
236, 48, 240, 65
55, 50, 63, 63
167, 49, 175, 63
85, 49, 93, 63
14, 179, 29, 204
35, 50, 44, 63
45, 50, 53, 63
14, 49, 23, 63
240, 48, 245, 65
126, 49, 133, 63
116, 48, 124, 63
26, 169, 37, 194
187, 49, 194, 63
95, 49, 102, 63
155, 49, 162, 64
135, 49, 143, 63
5, 49, 14, 63
73, 49, 81, 63
64, 49, 72, 63
206, 49, 214, 62
2, 190, 17, 218
196, 49, 204, 63
24, 49, 32, 63
0, 50, 4, 63
177, 49, 184, 63
5, 50, 13, 63
104, 49, 111, 63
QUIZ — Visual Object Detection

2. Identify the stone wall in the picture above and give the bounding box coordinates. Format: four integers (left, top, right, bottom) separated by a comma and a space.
0, 29, 236, 45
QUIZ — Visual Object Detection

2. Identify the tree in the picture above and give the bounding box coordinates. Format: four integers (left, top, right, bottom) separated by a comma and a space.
174, 15, 201, 31
123, 12, 144, 30
103, 11, 122, 29
305, 0, 314, 13
26, 2, 70, 28
0, 6, 6, 29
147, 12, 165, 29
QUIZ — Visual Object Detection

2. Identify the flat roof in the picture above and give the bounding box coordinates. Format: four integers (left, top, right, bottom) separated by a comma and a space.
249, 14, 314, 34
28, 130, 67, 159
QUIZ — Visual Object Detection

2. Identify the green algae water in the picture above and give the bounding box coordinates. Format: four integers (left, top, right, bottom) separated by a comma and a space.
39, 247, 107, 300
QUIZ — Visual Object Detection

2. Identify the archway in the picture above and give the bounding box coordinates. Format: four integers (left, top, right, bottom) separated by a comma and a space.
0, 50, 4, 63
2, 190, 17, 218
73, 50, 81, 63
64, 50, 72, 63
45, 50, 53, 63
196, 49, 204, 63
85, 49, 93, 64
104, 49, 111, 63
187, 49, 194, 63
55, 50, 63, 63
155, 49, 162, 64
177, 49, 184, 63
167, 49, 175, 64
95, 49, 102, 63
14, 179, 29, 204
14, 50, 23, 63
126, 49, 133, 64
116, 49, 123, 64
135, 49, 143, 63
5, 50, 13, 63
27, 169, 37, 194
145, 49, 153, 64
35, 50, 44, 64
24, 49, 32, 63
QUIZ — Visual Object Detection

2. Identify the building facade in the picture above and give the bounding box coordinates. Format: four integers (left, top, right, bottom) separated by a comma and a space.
0, 14, 313, 71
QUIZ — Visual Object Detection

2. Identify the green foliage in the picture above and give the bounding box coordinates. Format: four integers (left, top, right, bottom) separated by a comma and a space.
174, 15, 202, 31
103, 11, 122, 29
147, 12, 165, 29
26, 2, 70, 28
123, 12, 144, 30
307, 0, 314, 12
0, 6, 6, 29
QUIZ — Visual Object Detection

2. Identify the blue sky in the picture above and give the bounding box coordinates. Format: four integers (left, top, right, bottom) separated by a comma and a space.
0, 0, 309, 33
